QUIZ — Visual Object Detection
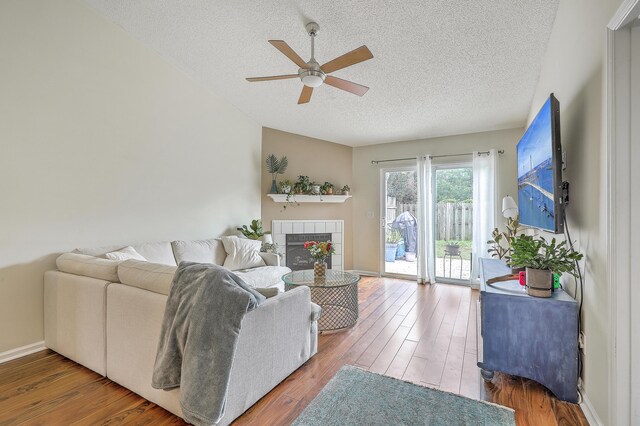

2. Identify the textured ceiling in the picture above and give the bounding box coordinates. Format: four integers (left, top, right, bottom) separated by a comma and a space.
84, 0, 559, 146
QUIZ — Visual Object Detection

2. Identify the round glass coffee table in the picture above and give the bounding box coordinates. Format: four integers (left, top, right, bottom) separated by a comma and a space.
283, 270, 360, 332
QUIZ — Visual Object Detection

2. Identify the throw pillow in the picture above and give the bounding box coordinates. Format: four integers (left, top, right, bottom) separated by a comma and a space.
105, 246, 147, 262
221, 236, 266, 271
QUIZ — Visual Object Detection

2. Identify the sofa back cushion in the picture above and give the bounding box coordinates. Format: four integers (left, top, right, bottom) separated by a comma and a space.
117, 260, 176, 295
56, 253, 120, 282
172, 239, 226, 266
130, 242, 176, 266
75, 241, 177, 266
105, 246, 147, 261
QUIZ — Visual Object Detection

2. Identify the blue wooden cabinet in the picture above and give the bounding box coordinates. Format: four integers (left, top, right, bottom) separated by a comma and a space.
477, 258, 579, 403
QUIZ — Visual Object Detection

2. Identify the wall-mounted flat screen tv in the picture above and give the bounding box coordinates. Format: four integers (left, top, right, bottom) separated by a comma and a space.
516, 93, 564, 233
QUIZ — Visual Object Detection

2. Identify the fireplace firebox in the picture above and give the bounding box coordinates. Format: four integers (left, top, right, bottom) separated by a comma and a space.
285, 233, 332, 271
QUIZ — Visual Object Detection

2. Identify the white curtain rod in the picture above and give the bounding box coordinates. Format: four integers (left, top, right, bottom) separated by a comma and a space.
370, 150, 504, 164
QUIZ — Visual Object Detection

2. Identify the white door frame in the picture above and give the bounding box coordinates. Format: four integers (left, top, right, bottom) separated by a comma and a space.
606, 1, 640, 424
379, 166, 417, 279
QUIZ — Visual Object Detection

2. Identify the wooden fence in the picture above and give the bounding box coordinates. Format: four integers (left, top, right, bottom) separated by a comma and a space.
386, 197, 472, 241
436, 202, 472, 241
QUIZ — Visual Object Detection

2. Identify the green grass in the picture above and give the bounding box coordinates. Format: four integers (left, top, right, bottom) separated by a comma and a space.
435, 240, 472, 259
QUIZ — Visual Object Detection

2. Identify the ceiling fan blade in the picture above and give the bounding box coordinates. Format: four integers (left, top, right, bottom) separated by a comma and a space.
246, 74, 299, 82
298, 86, 313, 104
321, 45, 373, 74
269, 40, 308, 68
324, 75, 369, 96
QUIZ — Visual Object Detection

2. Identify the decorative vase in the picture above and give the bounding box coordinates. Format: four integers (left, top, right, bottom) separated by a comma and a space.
281, 185, 291, 194
270, 179, 278, 194
314, 261, 327, 283
343, 191, 350, 196
311, 184, 321, 195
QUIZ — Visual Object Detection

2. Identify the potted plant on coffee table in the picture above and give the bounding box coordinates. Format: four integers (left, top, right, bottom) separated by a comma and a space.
509, 235, 583, 297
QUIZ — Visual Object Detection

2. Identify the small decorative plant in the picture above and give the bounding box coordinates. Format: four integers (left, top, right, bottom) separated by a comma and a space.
487, 216, 522, 261
304, 240, 335, 263
266, 154, 288, 193
341, 185, 351, 195
260, 242, 280, 256
237, 219, 270, 240
509, 235, 583, 277
293, 175, 311, 194
320, 181, 334, 195
279, 179, 293, 194
311, 182, 321, 195
386, 228, 403, 244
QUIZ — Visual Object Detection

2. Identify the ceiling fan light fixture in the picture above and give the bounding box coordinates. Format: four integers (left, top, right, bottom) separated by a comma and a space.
300, 69, 325, 87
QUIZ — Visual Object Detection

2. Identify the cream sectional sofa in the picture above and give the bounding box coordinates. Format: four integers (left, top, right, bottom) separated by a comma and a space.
44, 238, 319, 425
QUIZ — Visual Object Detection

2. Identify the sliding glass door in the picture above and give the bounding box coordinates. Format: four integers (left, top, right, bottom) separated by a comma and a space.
381, 167, 418, 277
433, 164, 473, 284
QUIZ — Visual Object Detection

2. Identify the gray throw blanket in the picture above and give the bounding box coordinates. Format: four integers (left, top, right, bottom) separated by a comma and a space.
152, 262, 265, 426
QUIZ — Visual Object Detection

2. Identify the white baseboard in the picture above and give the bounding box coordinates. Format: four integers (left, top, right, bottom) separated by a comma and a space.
0, 341, 46, 364
348, 270, 381, 277
579, 386, 604, 426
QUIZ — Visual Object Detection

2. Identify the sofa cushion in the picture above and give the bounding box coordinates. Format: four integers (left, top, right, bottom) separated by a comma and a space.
130, 242, 176, 266
117, 260, 177, 295
56, 253, 120, 282
221, 236, 266, 271
75, 241, 176, 266
172, 239, 226, 266
235, 266, 290, 289
105, 246, 147, 261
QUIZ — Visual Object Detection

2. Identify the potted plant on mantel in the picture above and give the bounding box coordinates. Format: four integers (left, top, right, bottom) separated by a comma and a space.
341, 185, 350, 196
320, 181, 334, 195
509, 235, 583, 297
266, 154, 288, 194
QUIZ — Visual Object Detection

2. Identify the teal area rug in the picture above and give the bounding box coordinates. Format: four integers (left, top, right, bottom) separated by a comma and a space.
293, 365, 515, 426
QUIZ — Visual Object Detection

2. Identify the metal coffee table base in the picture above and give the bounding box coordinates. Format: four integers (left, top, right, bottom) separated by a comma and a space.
287, 283, 359, 332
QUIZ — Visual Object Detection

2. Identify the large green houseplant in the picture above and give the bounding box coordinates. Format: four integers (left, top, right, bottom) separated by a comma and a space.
509, 235, 583, 297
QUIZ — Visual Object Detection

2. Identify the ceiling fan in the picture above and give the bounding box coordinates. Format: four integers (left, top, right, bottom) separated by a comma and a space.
246, 22, 373, 104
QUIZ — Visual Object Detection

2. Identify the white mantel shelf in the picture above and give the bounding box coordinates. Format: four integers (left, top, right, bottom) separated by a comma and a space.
267, 194, 352, 203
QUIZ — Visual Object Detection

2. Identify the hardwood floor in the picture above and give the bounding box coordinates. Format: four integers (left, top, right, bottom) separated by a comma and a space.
0, 277, 587, 425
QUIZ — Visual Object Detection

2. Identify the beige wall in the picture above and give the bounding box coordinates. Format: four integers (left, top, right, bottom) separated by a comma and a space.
261, 128, 353, 269
352, 129, 522, 273
0, 0, 261, 353
528, 0, 622, 422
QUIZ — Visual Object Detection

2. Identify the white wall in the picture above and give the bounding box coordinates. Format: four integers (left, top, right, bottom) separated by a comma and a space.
527, 0, 623, 422
352, 128, 521, 273
0, 0, 261, 353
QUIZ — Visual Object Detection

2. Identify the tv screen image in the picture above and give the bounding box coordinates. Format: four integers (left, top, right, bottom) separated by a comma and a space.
516, 94, 564, 233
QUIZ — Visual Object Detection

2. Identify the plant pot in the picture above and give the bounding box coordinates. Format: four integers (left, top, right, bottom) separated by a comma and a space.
343, 191, 350, 196
281, 185, 291, 194
511, 266, 525, 275
311, 185, 321, 195
314, 261, 327, 284
445, 244, 461, 256
396, 240, 406, 259
525, 267, 553, 297
385, 243, 398, 262
327, 188, 333, 195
